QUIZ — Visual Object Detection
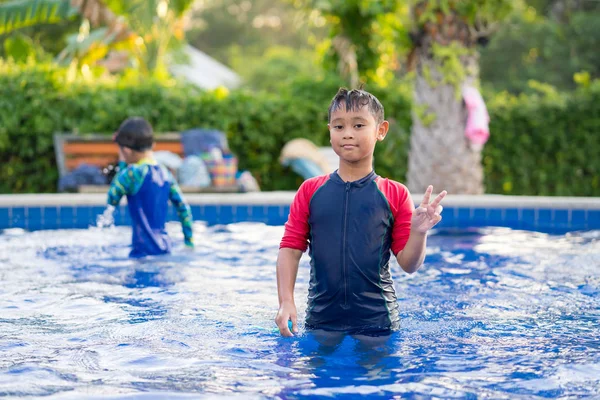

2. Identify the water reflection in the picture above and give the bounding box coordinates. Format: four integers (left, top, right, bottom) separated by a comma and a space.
0, 225, 598, 398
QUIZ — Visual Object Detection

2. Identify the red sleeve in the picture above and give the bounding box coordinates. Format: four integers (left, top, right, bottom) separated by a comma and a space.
280, 176, 329, 252
376, 178, 415, 255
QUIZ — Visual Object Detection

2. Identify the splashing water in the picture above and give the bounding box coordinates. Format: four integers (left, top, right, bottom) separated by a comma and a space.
96, 205, 115, 228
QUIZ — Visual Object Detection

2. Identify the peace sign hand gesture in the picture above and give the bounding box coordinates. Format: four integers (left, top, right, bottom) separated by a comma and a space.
411, 185, 447, 234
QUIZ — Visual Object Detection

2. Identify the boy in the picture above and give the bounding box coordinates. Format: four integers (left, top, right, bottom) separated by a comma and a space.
275, 88, 446, 337
108, 117, 194, 258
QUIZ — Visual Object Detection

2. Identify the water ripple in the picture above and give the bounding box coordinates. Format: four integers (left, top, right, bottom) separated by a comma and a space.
0, 224, 599, 398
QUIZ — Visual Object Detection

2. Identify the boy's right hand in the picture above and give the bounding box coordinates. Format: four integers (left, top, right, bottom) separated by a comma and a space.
275, 301, 298, 337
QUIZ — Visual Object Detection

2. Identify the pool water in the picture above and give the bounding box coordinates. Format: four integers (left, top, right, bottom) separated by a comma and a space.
0, 223, 599, 399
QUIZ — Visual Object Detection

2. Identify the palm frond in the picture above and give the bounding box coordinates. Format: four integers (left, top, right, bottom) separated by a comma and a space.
0, 0, 76, 35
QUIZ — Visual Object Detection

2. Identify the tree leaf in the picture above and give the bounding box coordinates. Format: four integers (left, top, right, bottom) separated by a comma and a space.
0, 0, 76, 35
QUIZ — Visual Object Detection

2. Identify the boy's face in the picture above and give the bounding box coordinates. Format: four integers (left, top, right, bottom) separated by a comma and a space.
328, 104, 389, 165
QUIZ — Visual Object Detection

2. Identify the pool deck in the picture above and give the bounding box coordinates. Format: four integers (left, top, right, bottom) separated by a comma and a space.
0, 192, 599, 232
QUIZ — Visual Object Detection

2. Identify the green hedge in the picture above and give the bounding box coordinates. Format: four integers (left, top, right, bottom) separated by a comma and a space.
484, 86, 600, 196
0, 62, 412, 193
1, 62, 598, 196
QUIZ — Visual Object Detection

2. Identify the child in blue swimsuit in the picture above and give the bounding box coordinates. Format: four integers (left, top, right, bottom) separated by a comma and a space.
107, 117, 194, 258
275, 88, 447, 336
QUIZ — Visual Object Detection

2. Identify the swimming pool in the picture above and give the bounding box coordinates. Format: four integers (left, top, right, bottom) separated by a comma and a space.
1, 220, 599, 398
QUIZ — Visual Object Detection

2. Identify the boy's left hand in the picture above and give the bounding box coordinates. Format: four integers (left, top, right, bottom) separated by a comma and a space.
411, 185, 447, 234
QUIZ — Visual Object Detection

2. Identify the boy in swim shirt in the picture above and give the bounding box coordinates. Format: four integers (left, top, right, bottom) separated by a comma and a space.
275, 88, 446, 336
107, 117, 194, 258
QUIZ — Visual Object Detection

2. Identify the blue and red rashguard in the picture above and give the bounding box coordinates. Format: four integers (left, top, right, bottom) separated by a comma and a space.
107, 159, 194, 258
280, 171, 414, 333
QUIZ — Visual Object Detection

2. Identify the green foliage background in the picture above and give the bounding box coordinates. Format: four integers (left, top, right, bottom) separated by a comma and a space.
484, 87, 600, 196
0, 61, 411, 193
480, 9, 600, 93
2, 61, 598, 196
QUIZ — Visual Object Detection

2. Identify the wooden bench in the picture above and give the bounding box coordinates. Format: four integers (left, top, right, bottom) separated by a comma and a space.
53, 133, 239, 193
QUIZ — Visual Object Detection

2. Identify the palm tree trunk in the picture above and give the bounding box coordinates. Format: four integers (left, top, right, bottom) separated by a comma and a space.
332, 35, 360, 89
406, 54, 485, 195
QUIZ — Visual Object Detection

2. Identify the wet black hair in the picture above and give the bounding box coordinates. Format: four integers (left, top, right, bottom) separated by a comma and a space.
113, 117, 154, 152
328, 87, 385, 124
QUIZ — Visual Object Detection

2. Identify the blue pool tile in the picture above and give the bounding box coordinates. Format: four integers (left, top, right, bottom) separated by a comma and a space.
27, 207, 43, 230
457, 208, 471, 223
473, 208, 486, 219
588, 210, 600, 229
91, 206, 106, 215
43, 207, 59, 230
441, 207, 455, 222
58, 207, 75, 228
203, 205, 218, 225
472, 208, 487, 226
505, 208, 519, 223
571, 210, 586, 229
436, 218, 450, 229
488, 209, 503, 225
553, 209, 569, 227
87, 207, 99, 226
220, 206, 235, 224
90, 206, 105, 223
505, 208, 521, 230
236, 205, 250, 222
75, 207, 92, 229
538, 209, 552, 221
190, 205, 203, 221
279, 206, 289, 224
437, 207, 456, 228
250, 205, 267, 223
521, 209, 535, 230
11, 207, 26, 229
446, 207, 460, 228
5, 200, 596, 233
0, 208, 9, 229
537, 209, 552, 229
267, 206, 285, 225
90, 206, 108, 228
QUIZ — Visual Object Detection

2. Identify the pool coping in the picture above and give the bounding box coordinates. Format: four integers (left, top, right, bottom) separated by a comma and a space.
1, 192, 600, 209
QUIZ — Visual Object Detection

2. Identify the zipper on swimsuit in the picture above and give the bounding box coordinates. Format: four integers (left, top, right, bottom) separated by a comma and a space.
342, 181, 350, 307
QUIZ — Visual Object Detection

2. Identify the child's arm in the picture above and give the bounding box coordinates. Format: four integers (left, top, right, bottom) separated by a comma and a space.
397, 185, 446, 273
107, 166, 134, 206
275, 180, 313, 336
397, 232, 427, 273
275, 248, 302, 337
107, 147, 130, 206
168, 182, 194, 248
